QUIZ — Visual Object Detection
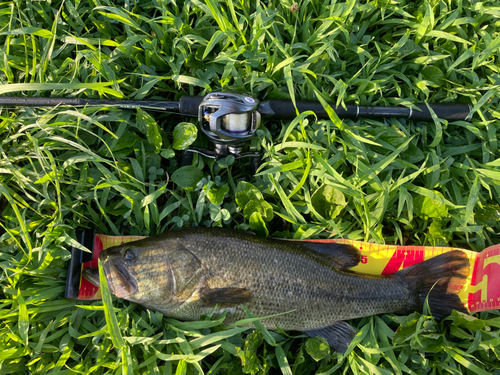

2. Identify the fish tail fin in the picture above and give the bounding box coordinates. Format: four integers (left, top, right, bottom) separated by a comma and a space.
397, 250, 470, 320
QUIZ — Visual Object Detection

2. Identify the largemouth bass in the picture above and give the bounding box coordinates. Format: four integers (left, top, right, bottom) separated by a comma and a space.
83, 227, 470, 353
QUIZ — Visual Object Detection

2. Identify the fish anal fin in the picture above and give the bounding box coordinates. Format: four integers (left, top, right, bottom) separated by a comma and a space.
305, 321, 357, 354
301, 242, 361, 270
201, 287, 253, 308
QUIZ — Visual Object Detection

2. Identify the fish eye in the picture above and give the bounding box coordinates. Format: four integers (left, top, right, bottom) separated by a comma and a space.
124, 250, 136, 261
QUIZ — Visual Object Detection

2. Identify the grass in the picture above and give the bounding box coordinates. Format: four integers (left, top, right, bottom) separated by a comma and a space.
1, 0, 500, 373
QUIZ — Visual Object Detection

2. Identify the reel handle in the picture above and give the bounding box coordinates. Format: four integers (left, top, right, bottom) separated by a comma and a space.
258, 100, 472, 122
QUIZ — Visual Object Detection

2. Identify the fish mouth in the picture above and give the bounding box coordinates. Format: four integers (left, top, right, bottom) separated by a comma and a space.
106, 262, 138, 298
82, 261, 138, 299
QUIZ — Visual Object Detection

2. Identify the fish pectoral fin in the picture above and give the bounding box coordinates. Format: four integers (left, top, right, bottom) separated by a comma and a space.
200, 287, 253, 307
301, 242, 361, 270
304, 321, 357, 354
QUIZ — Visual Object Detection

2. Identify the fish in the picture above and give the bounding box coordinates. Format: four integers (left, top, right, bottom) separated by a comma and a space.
83, 227, 470, 353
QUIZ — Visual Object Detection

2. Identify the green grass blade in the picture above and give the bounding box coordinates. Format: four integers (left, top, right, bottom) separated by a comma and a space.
17, 289, 29, 346
98, 259, 125, 350
275, 345, 293, 375
0, 82, 124, 96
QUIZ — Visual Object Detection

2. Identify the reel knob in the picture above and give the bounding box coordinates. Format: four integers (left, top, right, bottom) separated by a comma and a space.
198, 92, 261, 145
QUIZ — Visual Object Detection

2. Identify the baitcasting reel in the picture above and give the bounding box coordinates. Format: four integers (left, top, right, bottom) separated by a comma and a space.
199, 92, 261, 144
182, 92, 262, 168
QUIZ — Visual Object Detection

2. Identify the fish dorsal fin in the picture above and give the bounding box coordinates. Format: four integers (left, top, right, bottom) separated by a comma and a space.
300, 242, 361, 270
305, 321, 357, 354
200, 287, 253, 308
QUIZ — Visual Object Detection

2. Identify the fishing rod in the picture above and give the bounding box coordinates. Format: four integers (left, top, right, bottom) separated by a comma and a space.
0, 93, 472, 164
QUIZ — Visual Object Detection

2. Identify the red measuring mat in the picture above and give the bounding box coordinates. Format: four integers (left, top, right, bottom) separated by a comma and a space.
469, 244, 500, 313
